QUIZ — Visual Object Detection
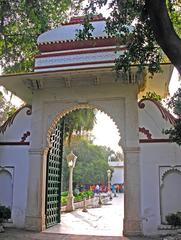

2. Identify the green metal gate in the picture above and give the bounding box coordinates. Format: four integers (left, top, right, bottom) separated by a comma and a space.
45, 119, 64, 228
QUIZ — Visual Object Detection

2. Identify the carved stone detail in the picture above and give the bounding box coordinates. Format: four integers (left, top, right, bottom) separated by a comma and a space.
160, 165, 181, 187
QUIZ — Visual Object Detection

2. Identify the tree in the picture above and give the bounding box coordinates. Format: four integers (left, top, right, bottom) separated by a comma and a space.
64, 108, 97, 146
0, 0, 83, 73
81, 0, 181, 75
164, 88, 181, 145
62, 137, 113, 190
0, 90, 16, 124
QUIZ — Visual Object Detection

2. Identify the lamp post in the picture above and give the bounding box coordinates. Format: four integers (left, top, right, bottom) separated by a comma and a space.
66, 151, 77, 212
107, 169, 112, 200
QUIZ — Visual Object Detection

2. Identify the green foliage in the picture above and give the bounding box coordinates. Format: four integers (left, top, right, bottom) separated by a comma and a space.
142, 92, 162, 101
81, 1, 180, 75
167, 0, 181, 36
0, 91, 17, 125
75, 15, 95, 40
164, 119, 181, 145
0, 205, 11, 223
61, 190, 94, 206
62, 138, 113, 191
74, 195, 82, 203
61, 196, 68, 206
164, 87, 181, 145
166, 212, 181, 227
61, 191, 68, 197
0, 0, 83, 73
64, 109, 96, 146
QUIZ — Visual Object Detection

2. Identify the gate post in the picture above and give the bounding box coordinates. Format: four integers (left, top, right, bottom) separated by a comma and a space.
123, 90, 143, 236
123, 147, 142, 236
25, 147, 48, 231
24, 101, 49, 231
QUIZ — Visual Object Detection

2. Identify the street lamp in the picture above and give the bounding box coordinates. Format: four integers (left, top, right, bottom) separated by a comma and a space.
107, 169, 112, 200
66, 151, 77, 212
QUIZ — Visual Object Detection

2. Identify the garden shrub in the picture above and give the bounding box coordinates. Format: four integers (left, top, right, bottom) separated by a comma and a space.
74, 195, 82, 202
0, 206, 11, 223
61, 190, 94, 205
61, 196, 68, 206
61, 191, 68, 197
166, 212, 181, 227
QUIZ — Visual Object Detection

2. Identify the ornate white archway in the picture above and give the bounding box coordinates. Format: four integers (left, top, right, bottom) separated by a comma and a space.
25, 77, 142, 236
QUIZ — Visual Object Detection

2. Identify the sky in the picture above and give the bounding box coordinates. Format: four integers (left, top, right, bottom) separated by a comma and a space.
92, 111, 122, 153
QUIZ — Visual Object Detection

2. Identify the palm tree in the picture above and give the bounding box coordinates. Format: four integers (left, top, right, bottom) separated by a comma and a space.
64, 109, 96, 147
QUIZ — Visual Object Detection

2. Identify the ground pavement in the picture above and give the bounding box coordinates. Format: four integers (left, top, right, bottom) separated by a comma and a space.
0, 193, 163, 240
0, 229, 163, 240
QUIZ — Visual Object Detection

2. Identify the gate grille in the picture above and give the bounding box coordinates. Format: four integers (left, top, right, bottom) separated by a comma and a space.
45, 119, 64, 228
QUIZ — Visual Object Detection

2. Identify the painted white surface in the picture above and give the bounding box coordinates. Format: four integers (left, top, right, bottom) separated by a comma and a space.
139, 100, 181, 235
34, 51, 120, 72
0, 146, 29, 228
37, 20, 107, 44
1, 77, 181, 236
0, 169, 13, 208
0, 107, 31, 228
0, 107, 31, 143
111, 167, 124, 185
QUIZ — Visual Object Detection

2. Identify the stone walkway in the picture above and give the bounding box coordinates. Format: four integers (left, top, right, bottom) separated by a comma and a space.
45, 193, 124, 236
0, 229, 163, 240
0, 193, 166, 240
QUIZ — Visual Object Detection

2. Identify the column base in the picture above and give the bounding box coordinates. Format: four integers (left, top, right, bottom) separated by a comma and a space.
25, 215, 45, 232
123, 218, 143, 236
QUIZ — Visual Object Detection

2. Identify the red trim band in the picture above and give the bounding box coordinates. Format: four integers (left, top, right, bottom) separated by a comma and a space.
38, 38, 117, 52
62, 17, 106, 26
139, 139, 171, 143
34, 60, 115, 70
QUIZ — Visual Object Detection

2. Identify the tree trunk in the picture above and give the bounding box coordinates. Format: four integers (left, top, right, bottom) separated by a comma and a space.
146, 0, 181, 75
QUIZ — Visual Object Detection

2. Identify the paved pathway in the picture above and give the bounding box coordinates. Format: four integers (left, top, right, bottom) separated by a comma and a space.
0, 229, 162, 240
0, 193, 162, 240
45, 193, 124, 236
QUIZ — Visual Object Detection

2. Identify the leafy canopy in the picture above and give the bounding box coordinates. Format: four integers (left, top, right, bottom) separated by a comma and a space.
0, 0, 83, 73
0, 90, 16, 124
64, 108, 97, 146
62, 137, 114, 190
78, 0, 181, 75
164, 87, 181, 145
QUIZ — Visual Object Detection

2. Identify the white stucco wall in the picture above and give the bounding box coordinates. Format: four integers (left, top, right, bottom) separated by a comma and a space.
139, 100, 181, 235
1, 88, 181, 236
0, 146, 29, 227
140, 143, 181, 235
111, 167, 124, 185
0, 107, 31, 228
108, 162, 124, 184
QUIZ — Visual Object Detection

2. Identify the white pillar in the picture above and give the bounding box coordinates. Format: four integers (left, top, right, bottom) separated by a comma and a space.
25, 147, 47, 231
24, 101, 47, 231
123, 88, 142, 236
123, 147, 142, 236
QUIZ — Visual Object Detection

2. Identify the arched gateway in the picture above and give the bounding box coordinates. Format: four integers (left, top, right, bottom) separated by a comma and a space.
0, 16, 175, 236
